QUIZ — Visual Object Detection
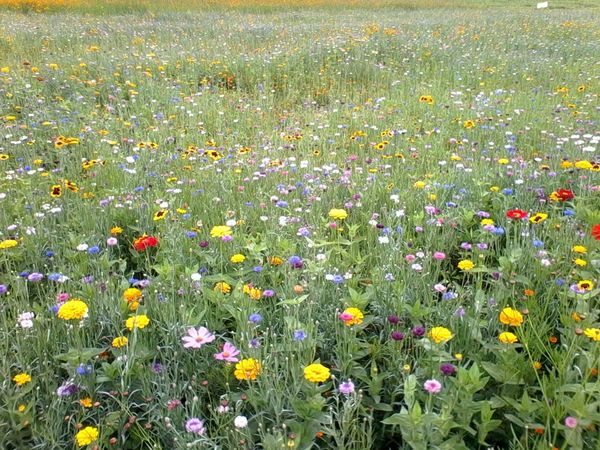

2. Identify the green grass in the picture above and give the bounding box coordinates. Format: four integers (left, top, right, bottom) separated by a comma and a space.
0, 4, 598, 450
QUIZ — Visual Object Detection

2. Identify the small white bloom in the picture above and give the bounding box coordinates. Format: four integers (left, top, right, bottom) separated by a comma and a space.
190, 273, 202, 281
234, 415, 248, 428
76, 244, 89, 252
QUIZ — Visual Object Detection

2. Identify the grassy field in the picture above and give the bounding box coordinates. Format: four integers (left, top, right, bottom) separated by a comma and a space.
0, 1, 599, 449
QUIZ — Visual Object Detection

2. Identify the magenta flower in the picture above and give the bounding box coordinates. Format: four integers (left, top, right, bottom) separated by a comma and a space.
423, 379, 442, 394
185, 417, 205, 434
182, 327, 215, 349
338, 380, 355, 395
213, 342, 240, 362
565, 416, 578, 429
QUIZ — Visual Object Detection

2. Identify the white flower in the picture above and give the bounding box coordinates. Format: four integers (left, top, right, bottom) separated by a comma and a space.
18, 312, 34, 329
190, 273, 202, 281
316, 253, 326, 261
225, 219, 237, 227
234, 415, 248, 429
76, 244, 89, 251
378, 236, 389, 244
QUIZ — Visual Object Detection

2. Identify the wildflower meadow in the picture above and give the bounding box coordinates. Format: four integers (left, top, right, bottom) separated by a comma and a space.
0, 0, 598, 449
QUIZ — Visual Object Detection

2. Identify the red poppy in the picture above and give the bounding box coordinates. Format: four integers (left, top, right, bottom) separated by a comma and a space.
133, 235, 159, 251
556, 189, 574, 201
506, 209, 528, 220
592, 224, 600, 241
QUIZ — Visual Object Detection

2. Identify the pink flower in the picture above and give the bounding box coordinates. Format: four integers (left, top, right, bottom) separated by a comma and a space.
423, 379, 442, 394
433, 252, 446, 260
214, 342, 240, 362
565, 416, 577, 429
106, 237, 118, 246
182, 327, 215, 349
338, 312, 353, 321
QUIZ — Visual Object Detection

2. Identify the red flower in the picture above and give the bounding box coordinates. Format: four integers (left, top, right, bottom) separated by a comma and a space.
592, 224, 600, 241
506, 209, 528, 220
133, 235, 159, 251
556, 189, 574, 201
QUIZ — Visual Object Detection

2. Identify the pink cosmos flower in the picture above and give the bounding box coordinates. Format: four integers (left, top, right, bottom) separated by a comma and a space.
182, 327, 215, 349
423, 379, 442, 394
214, 342, 240, 362
565, 416, 577, 429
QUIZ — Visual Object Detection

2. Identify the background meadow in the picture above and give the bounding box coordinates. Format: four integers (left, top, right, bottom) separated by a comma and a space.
0, 1, 599, 449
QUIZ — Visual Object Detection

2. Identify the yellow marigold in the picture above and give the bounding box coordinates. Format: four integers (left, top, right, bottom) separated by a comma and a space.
230, 254, 246, 263
13, 373, 32, 386
328, 208, 348, 220
498, 332, 518, 344
304, 363, 331, 383
583, 328, 600, 342
234, 358, 261, 380
340, 307, 364, 326
429, 326, 453, 344
123, 288, 142, 303
111, 336, 128, 348
457, 260, 474, 271
57, 299, 88, 320
125, 314, 150, 331
214, 282, 231, 294
110, 226, 123, 235
75, 426, 99, 447
0, 239, 18, 249
79, 397, 93, 408
499, 307, 524, 327
572, 245, 587, 254
210, 225, 232, 238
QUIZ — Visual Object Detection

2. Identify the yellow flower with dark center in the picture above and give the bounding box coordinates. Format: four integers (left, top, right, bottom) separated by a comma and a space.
583, 328, 600, 342
499, 307, 524, 326
328, 208, 348, 220
111, 336, 128, 348
498, 332, 518, 344
75, 426, 99, 447
50, 185, 62, 198
57, 299, 88, 320
457, 260, 475, 271
577, 280, 593, 291
153, 209, 168, 221
0, 239, 18, 249
234, 358, 261, 380
210, 225, 232, 238
0, 154, 9, 160
529, 213, 548, 224
304, 363, 331, 383
125, 315, 150, 331
463, 120, 475, 129
13, 373, 32, 386
419, 95, 434, 104
429, 326, 453, 344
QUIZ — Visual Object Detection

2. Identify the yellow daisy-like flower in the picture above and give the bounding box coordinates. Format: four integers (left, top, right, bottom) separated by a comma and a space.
153, 209, 168, 221
463, 120, 475, 129
429, 326, 453, 344
572, 245, 587, 254
13, 373, 32, 386
577, 280, 594, 291
123, 288, 142, 303
57, 299, 88, 320
574, 160, 592, 170
499, 307, 524, 327
230, 254, 246, 263
75, 426, 99, 447
303, 363, 331, 383
210, 225, 232, 238
110, 226, 123, 235
125, 314, 150, 331
529, 213, 548, 224
573, 258, 587, 267
481, 218, 494, 226
79, 397, 93, 408
413, 181, 426, 189
0, 239, 18, 249
498, 332, 518, 344
328, 208, 348, 220
111, 336, 128, 348
213, 282, 231, 294
234, 358, 261, 380
583, 328, 600, 342
457, 260, 475, 271
340, 307, 364, 326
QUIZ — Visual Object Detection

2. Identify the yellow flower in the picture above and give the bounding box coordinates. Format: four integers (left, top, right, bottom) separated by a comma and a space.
583, 328, 600, 342
340, 307, 364, 326
463, 120, 475, 129
123, 288, 142, 303
498, 158, 509, 165
125, 314, 150, 331
529, 213, 548, 224
17, 404, 26, 412
230, 254, 246, 263
533, 361, 542, 370
269, 256, 283, 266
111, 336, 128, 348
57, 299, 88, 320
213, 282, 231, 294
498, 332, 518, 344
234, 358, 261, 380
413, 181, 426, 189
110, 226, 123, 235
0, 239, 18, 249
457, 260, 474, 271
75, 426, 99, 447
573, 258, 587, 267
153, 209, 168, 221
304, 363, 331, 383
13, 373, 32, 386
419, 95, 434, 104
210, 225, 232, 238
572, 245, 587, 254
429, 326, 453, 344
481, 218, 494, 226
577, 280, 594, 291
574, 160, 592, 170
454, 353, 463, 361
79, 397, 93, 408
328, 208, 348, 220
499, 307, 524, 327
